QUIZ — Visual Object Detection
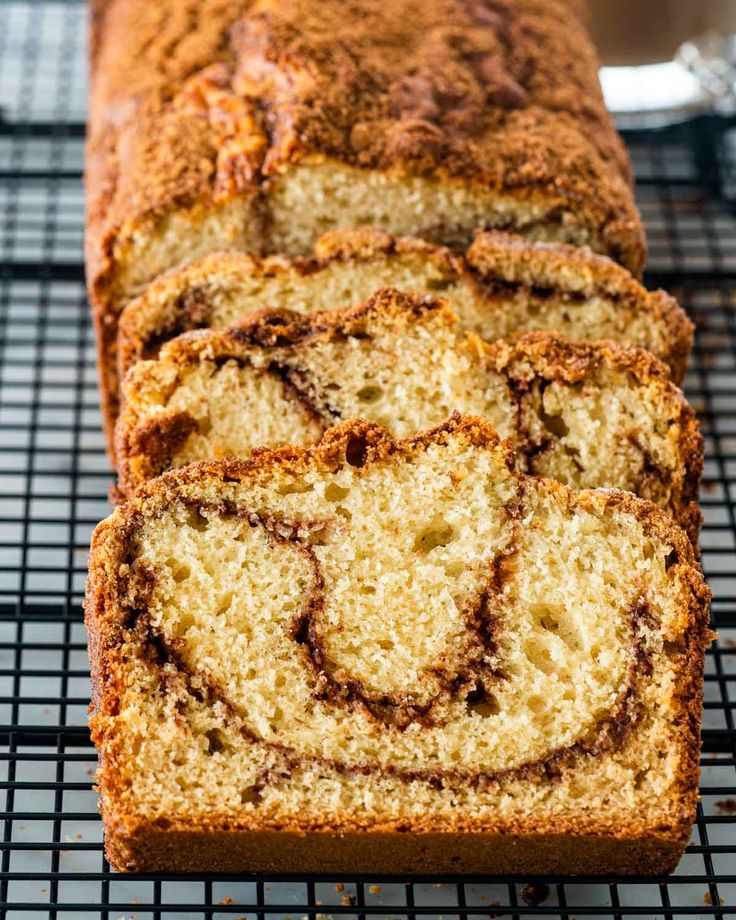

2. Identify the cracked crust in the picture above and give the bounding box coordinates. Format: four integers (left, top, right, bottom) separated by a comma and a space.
106, 228, 690, 458
86, 0, 643, 276
86, 416, 712, 874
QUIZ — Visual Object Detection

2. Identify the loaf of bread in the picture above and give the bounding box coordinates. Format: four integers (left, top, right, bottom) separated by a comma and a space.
87, 0, 645, 448
86, 416, 711, 874
107, 229, 690, 452
115, 287, 703, 542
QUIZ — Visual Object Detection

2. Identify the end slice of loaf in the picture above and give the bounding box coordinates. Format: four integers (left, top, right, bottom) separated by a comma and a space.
86, 416, 712, 874
116, 288, 703, 542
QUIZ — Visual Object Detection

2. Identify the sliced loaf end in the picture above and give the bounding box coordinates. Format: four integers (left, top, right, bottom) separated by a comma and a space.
87, 416, 711, 873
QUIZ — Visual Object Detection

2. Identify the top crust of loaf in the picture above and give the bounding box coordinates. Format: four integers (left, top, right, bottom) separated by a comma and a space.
86, 416, 711, 869
85, 0, 645, 304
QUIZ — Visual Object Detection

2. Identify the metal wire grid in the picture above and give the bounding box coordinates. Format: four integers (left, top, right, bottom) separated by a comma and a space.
1, 1, 736, 917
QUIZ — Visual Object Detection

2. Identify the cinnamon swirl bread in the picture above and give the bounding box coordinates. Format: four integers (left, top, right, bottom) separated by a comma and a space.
115, 288, 703, 543
86, 416, 711, 874
87, 0, 645, 449
107, 229, 690, 454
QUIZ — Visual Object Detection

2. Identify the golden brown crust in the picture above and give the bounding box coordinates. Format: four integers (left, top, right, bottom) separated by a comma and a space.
86, 0, 643, 276
86, 417, 712, 873
105, 825, 686, 875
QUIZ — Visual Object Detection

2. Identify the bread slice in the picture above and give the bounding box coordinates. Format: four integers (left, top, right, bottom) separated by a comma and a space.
115, 288, 703, 543
86, 415, 711, 874
107, 229, 691, 455
87, 0, 645, 456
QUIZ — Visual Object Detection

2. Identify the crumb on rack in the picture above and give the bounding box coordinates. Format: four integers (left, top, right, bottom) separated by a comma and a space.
521, 884, 550, 907
715, 799, 736, 813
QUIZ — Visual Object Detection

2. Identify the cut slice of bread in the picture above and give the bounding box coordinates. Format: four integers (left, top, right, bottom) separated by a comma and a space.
86, 416, 712, 874
116, 288, 703, 542
107, 229, 692, 459
118, 229, 691, 392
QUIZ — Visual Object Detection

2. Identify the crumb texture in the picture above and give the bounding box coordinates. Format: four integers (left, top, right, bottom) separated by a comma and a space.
118, 230, 690, 387
89, 0, 643, 286
87, 419, 711, 873
116, 290, 702, 541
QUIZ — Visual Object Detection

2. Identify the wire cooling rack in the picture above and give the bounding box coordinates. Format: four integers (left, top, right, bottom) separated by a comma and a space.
1, 1, 736, 917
